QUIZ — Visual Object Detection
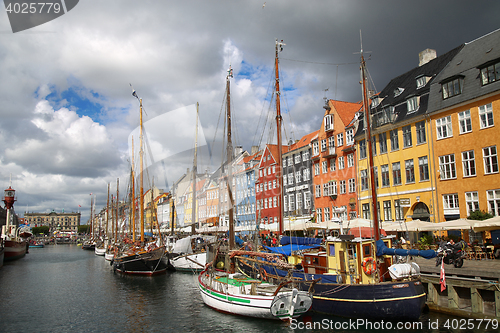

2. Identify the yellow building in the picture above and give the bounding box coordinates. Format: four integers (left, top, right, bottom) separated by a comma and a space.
427, 30, 500, 237
355, 46, 463, 227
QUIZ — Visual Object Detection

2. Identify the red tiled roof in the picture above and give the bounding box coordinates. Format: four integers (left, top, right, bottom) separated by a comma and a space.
328, 99, 362, 126
288, 130, 319, 151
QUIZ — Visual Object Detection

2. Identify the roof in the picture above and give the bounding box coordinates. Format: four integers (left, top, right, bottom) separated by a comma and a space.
287, 130, 319, 152
329, 100, 362, 126
428, 28, 500, 113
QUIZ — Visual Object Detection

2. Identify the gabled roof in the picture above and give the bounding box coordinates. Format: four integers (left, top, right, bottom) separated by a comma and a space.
260, 144, 289, 167
428, 28, 500, 113
287, 130, 319, 153
329, 100, 362, 126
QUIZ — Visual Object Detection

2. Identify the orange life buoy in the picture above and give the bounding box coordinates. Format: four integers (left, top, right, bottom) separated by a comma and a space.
362, 257, 376, 275
260, 268, 268, 281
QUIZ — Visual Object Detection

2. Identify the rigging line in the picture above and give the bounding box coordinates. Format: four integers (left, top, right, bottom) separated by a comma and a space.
252, 70, 275, 149
280, 57, 358, 67
279, 66, 295, 145
210, 89, 227, 165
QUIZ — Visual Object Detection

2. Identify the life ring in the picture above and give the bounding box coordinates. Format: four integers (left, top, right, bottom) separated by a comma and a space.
260, 268, 268, 281
362, 257, 376, 275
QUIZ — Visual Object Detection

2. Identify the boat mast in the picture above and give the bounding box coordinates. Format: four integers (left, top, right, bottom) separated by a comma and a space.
226, 66, 235, 249
106, 183, 110, 242
275, 39, 285, 236
131, 136, 136, 241
360, 37, 381, 241
191, 103, 199, 235
116, 178, 119, 242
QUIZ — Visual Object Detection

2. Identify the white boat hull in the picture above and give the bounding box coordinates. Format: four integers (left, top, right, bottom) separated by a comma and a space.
95, 247, 106, 256
105, 252, 114, 261
171, 252, 207, 272
198, 269, 312, 320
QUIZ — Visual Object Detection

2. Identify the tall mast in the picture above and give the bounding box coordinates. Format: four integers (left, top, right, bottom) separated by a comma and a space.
226, 66, 235, 249
131, 136, 136, 241
106, 183, 110, 241
191, 103, 199, 234
116, 178, 119, 242
275, 39, 285, 236
360, 38, 381, 241
139, 97, 145, 243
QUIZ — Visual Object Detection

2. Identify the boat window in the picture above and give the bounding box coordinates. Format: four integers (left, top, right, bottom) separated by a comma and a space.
363, 244, 371, 257
328, 244, 335, 256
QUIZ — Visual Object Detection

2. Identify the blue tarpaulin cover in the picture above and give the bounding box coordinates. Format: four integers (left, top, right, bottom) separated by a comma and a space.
375, 240, 437, 259
280, 236, 322, 246
264, 244, 320, 257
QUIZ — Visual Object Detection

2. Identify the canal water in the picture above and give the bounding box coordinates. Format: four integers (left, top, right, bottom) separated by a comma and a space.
0, 245, 497, 333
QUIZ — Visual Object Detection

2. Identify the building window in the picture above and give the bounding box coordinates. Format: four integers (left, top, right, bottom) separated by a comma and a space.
381, 164, 390, 187
405, 159, 415, 183
374, 166, 378, 188
328, 136, 335, 150
362, 203, 370, 219
395, 199, 403, 221
296, 193, 302, 210
324, 181, 337, 196
360, 169, 368, 191
480, 61, 500, 85
287, 156, 292, 166
407, 96, 419, 113
337, 133, 344, 147
402, 125, 412, 148
287, 174, 293, 185
288, 194, 295, 212
348, 178, 356, 193
314, 163, 320, 176
458, 110, 472, 134
304, 192, 311, 209
443, 193, 459, 210
346, 128, 354, 145
392, 162, 401, 185
416, 76, 428, 89
339, 180, 346, 194
461, 150, 476, 177
295, 171, 301, 183
442, 77, 463, 99
483, 146, 499, 174
315, 185, 321, 198
324, 114, 333, 131
302, 150, 309, 161
479, 103, 494, 129
383, 201, 392, 221
390, 129, 399, 151
487, 189, 500, 216
419, 156, 429, 181
329, 158, 336, 172
313, 141, 319, 155
416, 121, 426, 144
321, 139, 327, 152
295, 154, 301, 164
436, 116, 452, 139
465, 191, 479, 215
439, 154, 456, 180
322, 160, 328, 174
338, 156, 345, 170
347, 153, 354, 168
324, 207, 330, 222
359, 139, 366, 159
371, 136, 377, 156
316, 208, 322, 223
379, 132, 387, 154
302, 168, 310, 181
373, 106, 394, 127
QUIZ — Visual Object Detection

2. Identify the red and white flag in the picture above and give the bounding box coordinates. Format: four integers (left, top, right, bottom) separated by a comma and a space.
440, 260, 446, 292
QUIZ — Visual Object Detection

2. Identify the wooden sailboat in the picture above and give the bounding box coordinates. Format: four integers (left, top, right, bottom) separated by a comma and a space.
236, 38, 428, 320
81, 194, 96, 250
111, 89, 168, 275
198, 64, 313, 320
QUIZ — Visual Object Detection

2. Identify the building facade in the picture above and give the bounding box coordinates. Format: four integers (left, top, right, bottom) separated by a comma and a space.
25, 210, 81, 233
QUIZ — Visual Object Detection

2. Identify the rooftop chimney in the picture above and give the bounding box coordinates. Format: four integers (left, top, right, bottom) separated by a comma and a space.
419, 49, 437, 66
251, 145, 259, 155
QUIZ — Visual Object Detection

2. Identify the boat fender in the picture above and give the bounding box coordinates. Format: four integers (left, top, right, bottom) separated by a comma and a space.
260, 268, 268, 281
362, 257, 376, 275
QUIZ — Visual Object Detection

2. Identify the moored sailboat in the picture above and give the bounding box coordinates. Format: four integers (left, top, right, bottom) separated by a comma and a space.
235, 38, 431, 320
112, 89, 168, 275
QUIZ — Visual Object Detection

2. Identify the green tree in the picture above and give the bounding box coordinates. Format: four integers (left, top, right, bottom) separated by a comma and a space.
78, 225, 90, 234
467, 210, 493, 221
32, 226, 50, 235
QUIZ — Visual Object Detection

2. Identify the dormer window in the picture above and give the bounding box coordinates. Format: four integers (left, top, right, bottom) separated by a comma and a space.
479, 59, 500, 86
416, 75, 429, 89
394, 87, 404, 97
324, 114, 334, 131
407, 96, 420, 113
371, 96, 380, 108
441, 76, 464, 99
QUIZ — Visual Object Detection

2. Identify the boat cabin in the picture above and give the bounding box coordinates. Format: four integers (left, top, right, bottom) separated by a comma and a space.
302, 235, 394, 284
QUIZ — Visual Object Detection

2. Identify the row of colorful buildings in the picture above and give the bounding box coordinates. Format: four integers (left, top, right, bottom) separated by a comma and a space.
136, 29, 500, 239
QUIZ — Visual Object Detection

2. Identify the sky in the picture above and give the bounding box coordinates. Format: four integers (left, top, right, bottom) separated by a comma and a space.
0, 0, 499, 223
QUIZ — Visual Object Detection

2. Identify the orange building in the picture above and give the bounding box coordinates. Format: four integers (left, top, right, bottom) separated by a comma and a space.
312, 99, 361, 223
